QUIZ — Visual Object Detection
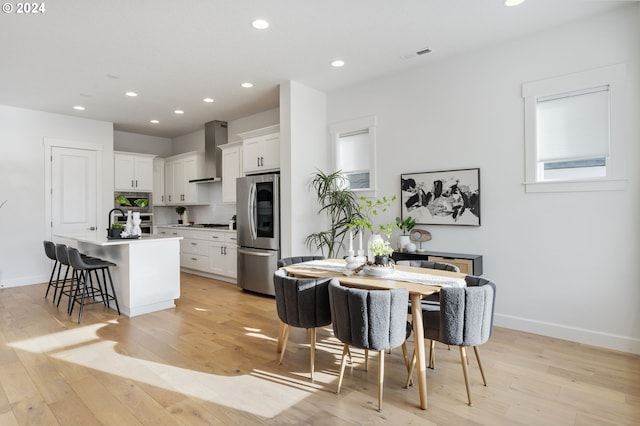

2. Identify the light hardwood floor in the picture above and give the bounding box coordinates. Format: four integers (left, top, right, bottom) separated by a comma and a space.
0, 272, 638, 425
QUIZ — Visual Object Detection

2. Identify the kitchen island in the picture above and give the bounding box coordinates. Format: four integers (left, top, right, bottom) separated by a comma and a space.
55, 232, 182, 317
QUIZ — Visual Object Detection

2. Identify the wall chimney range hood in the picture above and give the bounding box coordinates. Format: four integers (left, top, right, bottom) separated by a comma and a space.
189, 120, 228, 183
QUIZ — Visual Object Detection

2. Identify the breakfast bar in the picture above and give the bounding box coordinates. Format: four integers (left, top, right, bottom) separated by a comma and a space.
55, 232, 183, 317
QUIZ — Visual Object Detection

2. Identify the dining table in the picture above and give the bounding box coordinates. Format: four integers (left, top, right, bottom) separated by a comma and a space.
279, 259, 468, 410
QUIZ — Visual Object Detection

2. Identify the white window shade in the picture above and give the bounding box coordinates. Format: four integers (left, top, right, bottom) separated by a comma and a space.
536, 87, 610, 162
337, 130, 369, 172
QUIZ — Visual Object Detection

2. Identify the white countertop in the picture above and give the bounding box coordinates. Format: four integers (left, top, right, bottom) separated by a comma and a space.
56, 232, 183, 246
155, 224, 236, 233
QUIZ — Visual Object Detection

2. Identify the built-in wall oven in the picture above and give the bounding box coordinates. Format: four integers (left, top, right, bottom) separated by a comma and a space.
114, 192, 153, 234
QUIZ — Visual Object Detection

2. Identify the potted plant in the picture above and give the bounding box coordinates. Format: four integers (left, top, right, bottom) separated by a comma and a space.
349, 195, 396, 260
109, 222, 125, 238
352, 195, 397, 238
306, 170, 361, 258
175, 206, 186, 224
395, 215, 416, 251
368, 238, 394, 266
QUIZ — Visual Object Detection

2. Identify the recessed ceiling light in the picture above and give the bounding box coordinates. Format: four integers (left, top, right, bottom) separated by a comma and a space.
241, 82, 253, 88
73, 105, 85, 111
331, 59, 345, 67
125, 91, 138, 97
251, 19, 269, 30
150, 119, 159, 124
174, 109, 184, 114
203, 97, 214, 103
505, 0, 525, 6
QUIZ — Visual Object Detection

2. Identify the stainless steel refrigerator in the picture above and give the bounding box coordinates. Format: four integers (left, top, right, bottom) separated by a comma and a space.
236, 173, 280, 296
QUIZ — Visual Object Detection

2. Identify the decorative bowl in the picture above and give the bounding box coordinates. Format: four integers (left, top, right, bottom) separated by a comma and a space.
363, 265, 394, 277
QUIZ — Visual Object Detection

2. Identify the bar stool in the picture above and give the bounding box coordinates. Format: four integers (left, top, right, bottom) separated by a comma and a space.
43, 241, 63, 302
54, 244, 76, 313
67, 247, 120, 323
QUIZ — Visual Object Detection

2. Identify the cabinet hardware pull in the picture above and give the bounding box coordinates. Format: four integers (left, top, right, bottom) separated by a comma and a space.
132, 179, 134, 187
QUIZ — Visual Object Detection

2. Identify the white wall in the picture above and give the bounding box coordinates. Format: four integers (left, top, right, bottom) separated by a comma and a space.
114, 130, 172, 156
172, 129, 204, 154
280, 82, 328, 258
228, 108, 280, 143
0, 105, 114, 287
325, 5, 640, 353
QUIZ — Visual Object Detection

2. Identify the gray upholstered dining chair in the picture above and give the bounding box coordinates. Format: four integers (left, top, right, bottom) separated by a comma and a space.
277, 255, 325, 268
396, 259, 460, 309
273, 268, 332, 381
395, 259, 460, 273
405, 275, 496, 406
328, 280, 410, 412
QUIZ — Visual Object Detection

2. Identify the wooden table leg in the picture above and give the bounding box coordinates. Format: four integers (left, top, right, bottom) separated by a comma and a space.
276, 322, 285, 353
411, 294, 428, 409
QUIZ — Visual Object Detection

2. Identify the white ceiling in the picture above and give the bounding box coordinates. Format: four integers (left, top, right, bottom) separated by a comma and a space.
0, 0, 631, 138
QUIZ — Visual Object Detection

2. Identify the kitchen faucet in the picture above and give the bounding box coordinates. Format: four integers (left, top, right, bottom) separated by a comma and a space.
108, 208, 125, 233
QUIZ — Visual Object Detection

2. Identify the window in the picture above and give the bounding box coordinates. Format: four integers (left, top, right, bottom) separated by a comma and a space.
522, 64, 627, 192
330, 115, 377, 195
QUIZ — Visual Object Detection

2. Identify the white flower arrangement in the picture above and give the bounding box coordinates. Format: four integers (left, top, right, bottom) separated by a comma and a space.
369, 239, 394, 257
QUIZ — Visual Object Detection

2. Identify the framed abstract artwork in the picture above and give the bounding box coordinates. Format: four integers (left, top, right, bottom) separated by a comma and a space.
400, 168, 480, 226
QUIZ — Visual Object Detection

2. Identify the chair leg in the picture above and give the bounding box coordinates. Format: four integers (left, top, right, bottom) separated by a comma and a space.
364, 349, 369, 371
45, 260, 59, 299
336, 345, 350, 394
459, 346, 472, 406
377, 350, 384, 412
104, 267, 120, 314
56, 265, 70, 308
429, 340, 436, 369
401, 343, 413, 387
278, 324, 290, 364
309, 327, 316, 381
473, 346, 487, 386
404, 348, 416, 388
276, 322, 285, 353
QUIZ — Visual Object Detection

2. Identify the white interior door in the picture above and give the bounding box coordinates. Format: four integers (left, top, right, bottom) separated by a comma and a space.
51, 146, 98, 236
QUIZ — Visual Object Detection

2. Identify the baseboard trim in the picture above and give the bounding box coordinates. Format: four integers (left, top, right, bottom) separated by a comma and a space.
0, 275, 49, 289
495, 313, 640, 355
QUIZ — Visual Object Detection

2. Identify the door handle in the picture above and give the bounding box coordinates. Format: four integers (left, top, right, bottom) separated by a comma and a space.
88, 226, 97, 231
238, 248, 274, 257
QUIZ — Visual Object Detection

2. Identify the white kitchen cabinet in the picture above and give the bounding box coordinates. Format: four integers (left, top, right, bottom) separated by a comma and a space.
156, 227, 237, 281
208, 231, 237, 278
219, 141, 243, 204
153, 157, 166, 206
239, 125, 280, 174
114, 152, 155, 192
164, 152, 208, 205
181, 237, 210, 272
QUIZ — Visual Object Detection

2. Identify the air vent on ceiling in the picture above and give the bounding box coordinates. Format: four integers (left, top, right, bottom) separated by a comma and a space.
401, 47, 432, 60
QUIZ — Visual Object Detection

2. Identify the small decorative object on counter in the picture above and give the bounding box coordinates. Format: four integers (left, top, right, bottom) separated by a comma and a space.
109, 223, 124, 238
125, 211, 133, 235
131, 212, 142, 236
175, 206, 187, 224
